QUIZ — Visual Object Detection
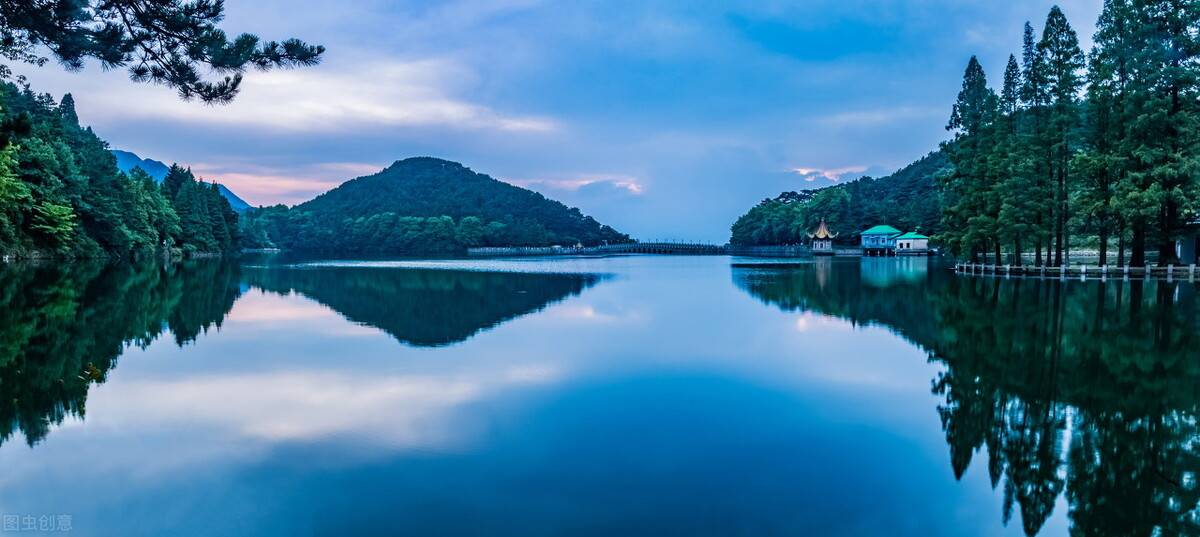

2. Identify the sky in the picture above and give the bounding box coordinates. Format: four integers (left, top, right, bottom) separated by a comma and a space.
14, 0, 1103, 241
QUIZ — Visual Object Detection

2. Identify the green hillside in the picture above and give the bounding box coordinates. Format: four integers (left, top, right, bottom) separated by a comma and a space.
242, 157, 631, 254
0, 85, 239, 259
729, 151, 948, 246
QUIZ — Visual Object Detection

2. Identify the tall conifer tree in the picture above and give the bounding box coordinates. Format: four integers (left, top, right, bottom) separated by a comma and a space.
1038, 6, 1085, 265
941, 56, 999, 260
1021, 21, 1053, 265
998, 55, 1032, 264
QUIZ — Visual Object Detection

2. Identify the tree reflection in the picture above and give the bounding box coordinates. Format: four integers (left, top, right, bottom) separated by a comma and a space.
0, 260, 604, 447
733, 260, 1200, 536
242, 265, 604, 347
0, 260, 241, 447
0, 260, 607, 447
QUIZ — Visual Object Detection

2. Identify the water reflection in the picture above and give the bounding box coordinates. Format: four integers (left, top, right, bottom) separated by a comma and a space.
5, 255, 1199, 535
242, 264, 603, 346
0, 260, 241, 447
733, 259, 1200, 536
0, 260, 604, 449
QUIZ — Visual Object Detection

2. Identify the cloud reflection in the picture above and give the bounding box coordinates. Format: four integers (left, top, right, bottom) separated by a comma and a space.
95, 366, 561, 447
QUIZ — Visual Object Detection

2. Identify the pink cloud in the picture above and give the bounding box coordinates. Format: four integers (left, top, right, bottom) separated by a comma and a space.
790, 165, 868, 182
506, 174, 644, 195
188, 162, 383, 206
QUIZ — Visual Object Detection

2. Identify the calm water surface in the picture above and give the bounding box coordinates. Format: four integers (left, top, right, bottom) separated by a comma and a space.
0, 255, 1196, 536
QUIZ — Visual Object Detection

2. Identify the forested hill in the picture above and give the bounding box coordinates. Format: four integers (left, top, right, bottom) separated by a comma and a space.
730, 151, 948, 246
0, 84, 240, 259
112, 150, 251, 212
241, 157, 631, 254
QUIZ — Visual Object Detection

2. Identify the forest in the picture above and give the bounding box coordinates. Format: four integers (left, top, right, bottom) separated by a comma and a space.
0, 81, 240, 259
941, 2, 1199, 266
729, 151, 947, 246
240, 156, 632, 254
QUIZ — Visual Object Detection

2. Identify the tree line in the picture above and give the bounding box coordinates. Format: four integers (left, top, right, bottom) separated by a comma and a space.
0, 81, 240, 258
940, 2, 1199, 266
242, 208, 594, 255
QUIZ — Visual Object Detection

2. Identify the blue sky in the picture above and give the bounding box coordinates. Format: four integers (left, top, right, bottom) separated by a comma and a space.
16, 0, 1102, 241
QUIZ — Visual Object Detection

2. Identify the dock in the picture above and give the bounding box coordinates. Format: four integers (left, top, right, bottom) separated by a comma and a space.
954, 262, 1200, 281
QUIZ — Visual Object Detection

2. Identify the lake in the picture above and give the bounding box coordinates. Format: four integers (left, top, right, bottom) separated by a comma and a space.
0, 255, 1196, 536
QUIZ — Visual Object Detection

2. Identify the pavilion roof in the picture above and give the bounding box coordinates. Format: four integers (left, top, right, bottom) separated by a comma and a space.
809, 219, 837, 239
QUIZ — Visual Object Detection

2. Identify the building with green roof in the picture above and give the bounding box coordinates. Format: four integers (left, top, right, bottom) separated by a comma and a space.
861, 225, 903, 236
860, 225, 903, 255
895, 231, 928, 240
895, 231, 930, 255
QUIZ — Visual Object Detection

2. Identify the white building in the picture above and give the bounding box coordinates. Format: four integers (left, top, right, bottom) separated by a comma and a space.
894, 231, 930, 255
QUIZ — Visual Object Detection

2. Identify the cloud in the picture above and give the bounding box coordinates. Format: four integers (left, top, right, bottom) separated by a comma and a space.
187, 161, 384, 206
313, 162, 388, 177
412, 0, 546, 29
790, 165, 868, 182
507, 174, 645, 195
816, 106, 943, 127
189, 168, 341, 206
72, 56, 559, 134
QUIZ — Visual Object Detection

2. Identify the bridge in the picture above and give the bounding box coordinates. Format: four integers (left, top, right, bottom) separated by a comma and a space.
468, 242, 728, 257
600, 242, 727, 255
467, 242, 869, 257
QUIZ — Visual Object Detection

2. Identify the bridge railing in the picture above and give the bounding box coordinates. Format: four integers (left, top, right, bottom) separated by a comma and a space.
954, 262, 1200, 281
468, 243, 877, 257
467, 242, 728, 257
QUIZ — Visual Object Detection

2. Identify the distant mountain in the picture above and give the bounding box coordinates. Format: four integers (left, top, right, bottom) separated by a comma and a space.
242, 157, 631, 253
212, 186, 249, 212
730, 150, 949, 246
111, 150, 251, 212
112, 150, 170, 179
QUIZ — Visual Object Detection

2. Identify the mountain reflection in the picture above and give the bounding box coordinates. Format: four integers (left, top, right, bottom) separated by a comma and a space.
733, 258, 1200, 537
0, 261, 602, 448
242, 265, 604, 346
0, 260, 241, 447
